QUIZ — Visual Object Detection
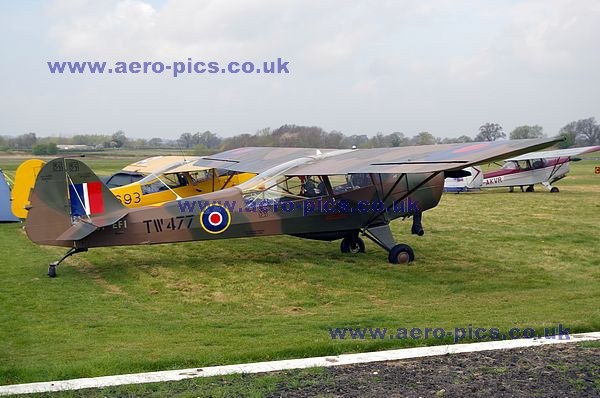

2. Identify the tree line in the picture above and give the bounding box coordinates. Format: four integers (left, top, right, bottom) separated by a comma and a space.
2, 117, 599, 154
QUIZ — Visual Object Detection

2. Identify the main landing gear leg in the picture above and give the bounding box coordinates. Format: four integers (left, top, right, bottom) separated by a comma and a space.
542, 181, 559, 193
411, 212, 424, 236
360, 171, 438, 265
48, 247, 88, 278
363, 224, 415, 265
340, 230, 365, 254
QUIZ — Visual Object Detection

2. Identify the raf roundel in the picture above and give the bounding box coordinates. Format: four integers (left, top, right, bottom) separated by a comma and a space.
200, 204, 231, 234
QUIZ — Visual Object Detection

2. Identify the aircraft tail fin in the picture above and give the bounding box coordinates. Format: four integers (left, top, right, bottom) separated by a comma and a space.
25, 158, 128, 246
11, 158, 46, 219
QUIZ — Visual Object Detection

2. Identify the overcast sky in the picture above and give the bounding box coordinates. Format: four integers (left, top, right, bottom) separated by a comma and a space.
1, 0, 599, 139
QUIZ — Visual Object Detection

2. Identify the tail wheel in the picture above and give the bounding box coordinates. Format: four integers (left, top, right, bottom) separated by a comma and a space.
550, 187, 559, 193
525, 185, 535, 192
340, 237, 365, 254
388, 244, 415, 264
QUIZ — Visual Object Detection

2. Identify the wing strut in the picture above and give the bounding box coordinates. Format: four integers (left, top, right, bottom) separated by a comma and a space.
363, 171, 442, 228
357, 171, 443, 257
547, 157, 567, 183
365, 172, 407, 227
219, 173, 236, 190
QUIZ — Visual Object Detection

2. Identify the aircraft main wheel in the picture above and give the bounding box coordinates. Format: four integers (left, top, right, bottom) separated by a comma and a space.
340, 237, 365, 254
525, 185, 535, 192
550, 187, 559, 193
388, 244, 415, 264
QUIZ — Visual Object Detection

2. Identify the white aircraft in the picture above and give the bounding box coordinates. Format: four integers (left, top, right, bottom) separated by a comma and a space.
444, 145, 600, 193
443, 166, 483, 193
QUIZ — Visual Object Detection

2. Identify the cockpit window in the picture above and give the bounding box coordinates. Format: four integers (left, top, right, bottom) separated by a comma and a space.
242, 175, 326, 205
105, 173, 144, 188
189, 170, 213, 184
501, 161, 518, 170
163, 173, 188, 188
501, 161, 530, 170
140, 173, 187, 195
302, 176, 327, 197
531, 159, 547, 169
329, 173, 372, 194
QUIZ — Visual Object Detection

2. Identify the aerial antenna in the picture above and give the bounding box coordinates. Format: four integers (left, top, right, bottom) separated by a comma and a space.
176, 139, 187, 162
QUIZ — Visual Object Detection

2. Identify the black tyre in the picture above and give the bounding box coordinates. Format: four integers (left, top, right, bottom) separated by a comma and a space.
388, 244, 415, 264
48, 265, 57, 278
550, 187, 559, 193
525, 185, 535, 192
340, 237, 365, 254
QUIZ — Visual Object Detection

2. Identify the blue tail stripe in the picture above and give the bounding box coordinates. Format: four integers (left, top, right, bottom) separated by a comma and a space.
69, 183, 86, 217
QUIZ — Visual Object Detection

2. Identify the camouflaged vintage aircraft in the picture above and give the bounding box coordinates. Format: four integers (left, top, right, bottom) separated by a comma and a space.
25, 138, 560, 277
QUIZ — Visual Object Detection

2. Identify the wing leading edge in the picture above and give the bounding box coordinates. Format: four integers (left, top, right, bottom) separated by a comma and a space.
284, 137, 563, 175
505, 145, 600, 162
192, 147, 339, 174
191, 138, 561, 176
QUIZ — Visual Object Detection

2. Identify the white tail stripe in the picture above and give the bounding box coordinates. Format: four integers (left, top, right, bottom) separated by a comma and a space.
82, 183, 91, 216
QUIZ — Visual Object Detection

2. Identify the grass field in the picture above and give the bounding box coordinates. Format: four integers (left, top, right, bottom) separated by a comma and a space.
0, 157, 599, 389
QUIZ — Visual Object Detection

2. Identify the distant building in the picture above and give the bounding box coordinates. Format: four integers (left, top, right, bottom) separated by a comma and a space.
56, 144, 93, 151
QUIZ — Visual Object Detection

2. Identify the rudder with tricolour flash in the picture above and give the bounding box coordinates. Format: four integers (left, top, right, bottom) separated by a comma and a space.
25, 158, 128, 246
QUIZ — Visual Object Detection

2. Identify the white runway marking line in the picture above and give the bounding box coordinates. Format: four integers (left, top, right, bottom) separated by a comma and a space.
2, 332, 599, 396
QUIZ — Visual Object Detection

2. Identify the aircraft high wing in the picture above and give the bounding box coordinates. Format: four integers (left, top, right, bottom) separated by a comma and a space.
121, 155, 199, 173
24, 137, 561, 276
192, 147, 340, 174
194, 139, 560, 174
504, 145, 600, 162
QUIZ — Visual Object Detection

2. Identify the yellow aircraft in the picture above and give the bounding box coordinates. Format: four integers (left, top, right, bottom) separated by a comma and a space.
11, 156, 254, 216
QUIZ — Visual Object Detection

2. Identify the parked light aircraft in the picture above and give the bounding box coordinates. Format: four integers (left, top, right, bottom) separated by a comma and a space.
444, 146, 600, 193
443, 166, 483, 193
23, 138, 560, 276
481, 146, 600, 192
109, 156, 254, 207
